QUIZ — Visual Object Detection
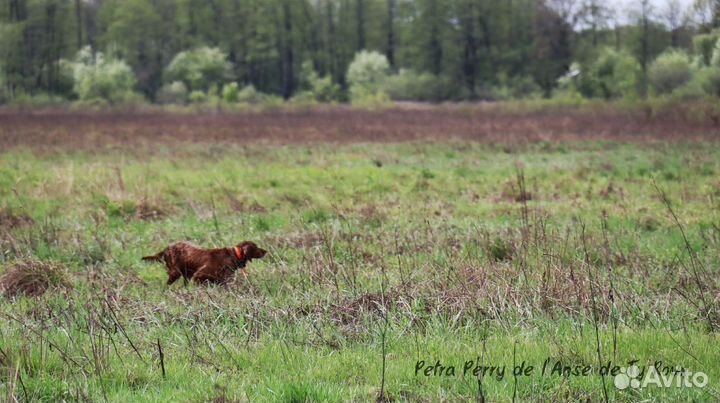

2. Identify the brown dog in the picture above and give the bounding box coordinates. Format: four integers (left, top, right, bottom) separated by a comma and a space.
142, 241, 267, 285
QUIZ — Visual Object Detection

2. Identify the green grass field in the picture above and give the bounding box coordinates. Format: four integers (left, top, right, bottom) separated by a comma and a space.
1, 134, 719, 401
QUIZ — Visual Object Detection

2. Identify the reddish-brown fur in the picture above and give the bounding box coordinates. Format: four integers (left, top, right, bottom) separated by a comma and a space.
142, 241, 266, 285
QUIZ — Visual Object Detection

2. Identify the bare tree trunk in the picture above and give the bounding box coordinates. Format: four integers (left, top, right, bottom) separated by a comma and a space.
301, 1, 321, 73
9, 0, 23, 21
639, 0, 651, 99
356, 0, 365, 50
460, 1, 477, 96
477, 0, 493, 80
429, 0, 442, 75
46, 2, 59, 92
663, 0, 683, 47
386, 0, 396, 68
590, 2, 598, 47
208, 0, 223, 46
74, 0, 83, 50
85, 0, 98, 53
281, 0, 294, 99
326, 0, 339, 81
507, 0, 514, 49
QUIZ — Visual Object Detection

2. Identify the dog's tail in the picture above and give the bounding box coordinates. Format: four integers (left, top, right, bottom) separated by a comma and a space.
141, 250, 165, 262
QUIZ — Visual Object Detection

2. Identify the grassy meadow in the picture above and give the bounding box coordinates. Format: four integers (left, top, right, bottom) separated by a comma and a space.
1, 109, 720, 402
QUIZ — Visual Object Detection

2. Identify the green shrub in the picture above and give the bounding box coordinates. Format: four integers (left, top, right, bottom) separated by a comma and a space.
712, 37, 720, 67
594, 48, 641, 99
221, 82, 239, 103
289, 91, 317, 105
308, 75, 341, 103
11, 92, 68, 106
692, 31, 720, 66
490, 74, 543, 100
70, 46, 138, 104
165, 46, 231, 92
649, 50, 693, 95
697, 67, 720, 97
188, 90, 206, 104
237, 84, 259, 103
575, 48, 641, 99
550, 86, 586, 104
507, 75, 543, 99
296, 61, 341, 103
213, 84, 284, 107
349, 85, 390, 107
156, 81, 188, 104
236, 84, 266, 104
670, 76, 705, 100
382, 69, 444, 101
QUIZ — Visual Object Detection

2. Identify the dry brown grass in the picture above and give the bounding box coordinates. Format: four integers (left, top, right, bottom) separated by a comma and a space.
0, 209, 34, 229
134, 200, 168, 221
0, 259, 71, 298
1, 105, 719, 152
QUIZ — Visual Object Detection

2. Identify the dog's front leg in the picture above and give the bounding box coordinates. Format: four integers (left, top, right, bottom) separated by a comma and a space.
166, 271, 182, 285
191, 265, 218, 284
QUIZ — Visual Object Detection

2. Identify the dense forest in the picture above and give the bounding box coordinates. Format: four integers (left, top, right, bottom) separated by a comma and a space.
1, 0, 720, 104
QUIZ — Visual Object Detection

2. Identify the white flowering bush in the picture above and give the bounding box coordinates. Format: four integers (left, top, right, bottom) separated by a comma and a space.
71, 47, 137, 103
347, 51, 390, 105
165, 47, 231, 92
347, 51, 390, 90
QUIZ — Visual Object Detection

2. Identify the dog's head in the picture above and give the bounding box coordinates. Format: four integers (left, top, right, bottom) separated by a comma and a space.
237, 241, 267, 261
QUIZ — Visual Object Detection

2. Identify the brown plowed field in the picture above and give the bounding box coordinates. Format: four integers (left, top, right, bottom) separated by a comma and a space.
1, 105, 718, 151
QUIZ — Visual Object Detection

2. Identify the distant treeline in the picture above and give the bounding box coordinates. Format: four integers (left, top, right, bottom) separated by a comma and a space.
1, 0, 719, 105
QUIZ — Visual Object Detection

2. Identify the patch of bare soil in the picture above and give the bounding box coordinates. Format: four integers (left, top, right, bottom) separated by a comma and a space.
1, 105, 718, 152
0, 209, 34, 229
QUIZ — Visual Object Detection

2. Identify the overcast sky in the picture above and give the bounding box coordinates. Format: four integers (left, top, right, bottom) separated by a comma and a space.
616, 0, 694, 6
590, 0, 699, 25
611, 0, 695, 17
